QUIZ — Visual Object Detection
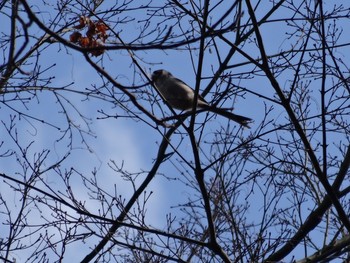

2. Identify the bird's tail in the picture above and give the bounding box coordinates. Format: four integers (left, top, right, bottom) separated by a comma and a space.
205, 106, 252, 128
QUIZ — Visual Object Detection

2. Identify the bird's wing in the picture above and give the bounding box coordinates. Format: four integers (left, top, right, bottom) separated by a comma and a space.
172, 76, 208, 104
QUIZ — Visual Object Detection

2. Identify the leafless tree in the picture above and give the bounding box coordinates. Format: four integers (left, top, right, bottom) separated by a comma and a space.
1, 0, 350, 262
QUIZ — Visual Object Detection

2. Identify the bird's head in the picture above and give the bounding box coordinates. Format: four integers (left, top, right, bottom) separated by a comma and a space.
151, 69, 172, 82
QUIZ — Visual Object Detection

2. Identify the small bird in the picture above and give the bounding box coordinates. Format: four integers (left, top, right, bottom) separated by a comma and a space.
151, 69, 252, 127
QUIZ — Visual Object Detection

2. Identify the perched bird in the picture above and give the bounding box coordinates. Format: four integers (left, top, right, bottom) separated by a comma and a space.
151, 69, 252, 127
